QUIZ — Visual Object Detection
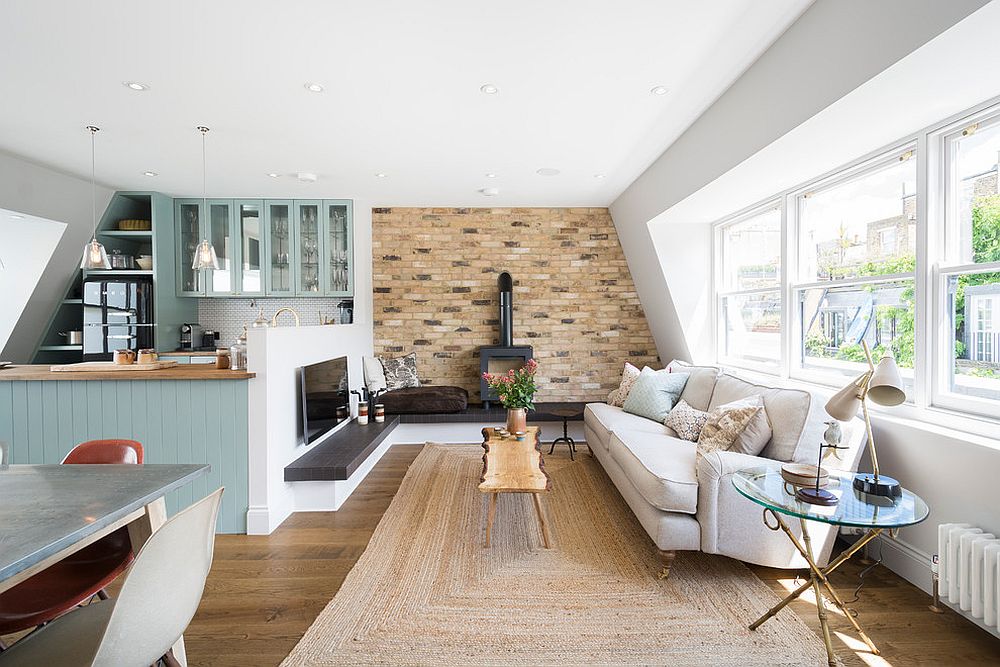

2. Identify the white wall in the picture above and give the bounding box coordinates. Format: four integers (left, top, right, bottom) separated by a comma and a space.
0, 150, 114, 361
609, 0, 989, 362
245, 324, 373, 534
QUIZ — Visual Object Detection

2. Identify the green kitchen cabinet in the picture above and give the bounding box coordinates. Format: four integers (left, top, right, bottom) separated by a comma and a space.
294, 200, 323, 296
323, 200, 353, 297
175, 199, 205, 296
235, 200, 265, 297
205, 200, 236, 296
263, 200, 295, 295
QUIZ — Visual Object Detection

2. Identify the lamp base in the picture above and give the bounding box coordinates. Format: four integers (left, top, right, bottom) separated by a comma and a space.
796, 487, 839, 506
852, 472, 901, 498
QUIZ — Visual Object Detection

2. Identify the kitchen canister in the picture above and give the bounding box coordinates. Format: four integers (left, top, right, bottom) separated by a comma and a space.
357, 401, 369, 425
374, 404, 385, 423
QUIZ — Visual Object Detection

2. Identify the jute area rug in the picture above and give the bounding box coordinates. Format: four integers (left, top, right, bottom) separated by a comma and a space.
282, 444, 830, 666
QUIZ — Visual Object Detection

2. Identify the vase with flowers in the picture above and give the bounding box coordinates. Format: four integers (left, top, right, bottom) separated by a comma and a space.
482, 359, 538, 434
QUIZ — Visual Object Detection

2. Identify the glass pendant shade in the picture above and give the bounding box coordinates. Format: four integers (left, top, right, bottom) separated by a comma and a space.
80, 237, 111, 270
192, 239, 220, 270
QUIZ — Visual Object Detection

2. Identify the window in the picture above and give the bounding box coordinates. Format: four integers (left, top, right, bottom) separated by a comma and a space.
716, 204, 782, 371
792, 149, 917, 392
937, 114, 1000, 409
710, 98, 1000, 427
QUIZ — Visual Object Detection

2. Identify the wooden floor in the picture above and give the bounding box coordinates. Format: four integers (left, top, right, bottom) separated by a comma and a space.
136, 444, 1000, 665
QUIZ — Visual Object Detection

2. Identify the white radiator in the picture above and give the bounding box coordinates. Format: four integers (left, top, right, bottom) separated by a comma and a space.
937, 523, 1000, 635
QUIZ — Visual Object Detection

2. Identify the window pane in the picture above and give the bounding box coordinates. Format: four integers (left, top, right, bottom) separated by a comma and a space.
721, 207, 781, 290
952, 122, 1000, 265
797, 280, 915, 390
946, 271, 1000, 400
721, 291, 781, 366
798, 157, 917, 281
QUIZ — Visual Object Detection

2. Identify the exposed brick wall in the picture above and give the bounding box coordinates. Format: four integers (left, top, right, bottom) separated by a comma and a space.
371, 207, 660, 402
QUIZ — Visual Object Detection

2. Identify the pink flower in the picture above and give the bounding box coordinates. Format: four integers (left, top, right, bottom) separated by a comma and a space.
499, 394, 507, 402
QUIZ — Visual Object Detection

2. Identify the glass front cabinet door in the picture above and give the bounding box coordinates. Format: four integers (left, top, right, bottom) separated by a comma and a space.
264, 201, 294, 295
294, 200, 323, 295
176, 199, 205, 296
323, 200, 353, 296
205, 200, 235, 295
236, 201, 264, 296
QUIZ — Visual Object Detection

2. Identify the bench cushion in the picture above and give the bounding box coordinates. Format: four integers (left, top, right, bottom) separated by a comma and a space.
379, 386, 468, 414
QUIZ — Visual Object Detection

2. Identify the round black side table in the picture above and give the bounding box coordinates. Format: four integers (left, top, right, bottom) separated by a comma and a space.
547, 406, 582, 460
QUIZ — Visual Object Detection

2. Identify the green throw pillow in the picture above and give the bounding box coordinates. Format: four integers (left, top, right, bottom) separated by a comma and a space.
622, 369, 689, 422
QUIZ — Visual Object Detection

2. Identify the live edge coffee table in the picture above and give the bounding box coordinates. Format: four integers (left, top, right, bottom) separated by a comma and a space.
479, 426, 552, 549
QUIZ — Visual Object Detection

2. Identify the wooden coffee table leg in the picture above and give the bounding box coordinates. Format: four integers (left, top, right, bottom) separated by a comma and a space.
485, 493, 498, 547
531, 493, 551, 549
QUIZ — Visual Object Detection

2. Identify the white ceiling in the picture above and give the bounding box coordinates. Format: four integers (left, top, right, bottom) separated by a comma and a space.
0, 0, 808, 207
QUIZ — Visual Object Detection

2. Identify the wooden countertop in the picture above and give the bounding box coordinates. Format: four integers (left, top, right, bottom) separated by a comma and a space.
158, 350, 221, 357
0, 364, 255, 381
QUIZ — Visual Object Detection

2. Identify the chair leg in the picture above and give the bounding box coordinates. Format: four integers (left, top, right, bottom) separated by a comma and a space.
160, 649, 182, 667
658, 549, 676, 580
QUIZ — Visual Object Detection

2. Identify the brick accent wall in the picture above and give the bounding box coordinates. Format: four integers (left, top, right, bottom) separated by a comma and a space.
372, 207, 660, 402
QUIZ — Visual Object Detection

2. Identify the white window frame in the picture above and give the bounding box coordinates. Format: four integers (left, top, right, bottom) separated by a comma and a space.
787, 144, 918, 390
713, 200, 784, 375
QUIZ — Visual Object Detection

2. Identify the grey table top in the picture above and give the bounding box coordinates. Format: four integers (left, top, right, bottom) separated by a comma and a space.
0, 464, 209, 585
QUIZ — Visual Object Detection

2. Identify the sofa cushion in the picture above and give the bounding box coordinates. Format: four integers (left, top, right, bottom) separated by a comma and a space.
663, 399, 708, 442
697, 396, 762, 457
609, 431, 698, 514
583, 403, 675, 452
708, 373, 811, 462
623, 368, 688, 422
667, 360, 721, 411
607, 362, 642, 407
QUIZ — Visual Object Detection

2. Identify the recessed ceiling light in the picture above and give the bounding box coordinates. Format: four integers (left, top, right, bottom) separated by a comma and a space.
479, 187, 499, 196
650, 85, 669, 96
375, 172, 387, 178
594, 173, 605, 179
142, 171, 158, 177
536, 168, 560, 176
480, 84, 499, 95
485, 172, 497, 178
305, 82, 324, 93
266, 173, 280, 178
297, 172, 317, 182
9, 214, 25, 220
123, 81, 149, 91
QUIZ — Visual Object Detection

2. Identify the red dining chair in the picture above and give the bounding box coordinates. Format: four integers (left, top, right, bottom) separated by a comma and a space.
0, 439, 144, 650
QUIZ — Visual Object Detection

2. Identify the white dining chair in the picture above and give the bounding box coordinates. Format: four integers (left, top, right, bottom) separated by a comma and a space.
0, 487, 224, 667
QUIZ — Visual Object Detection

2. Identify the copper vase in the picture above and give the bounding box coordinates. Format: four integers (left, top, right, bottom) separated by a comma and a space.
506, 408, 527, 434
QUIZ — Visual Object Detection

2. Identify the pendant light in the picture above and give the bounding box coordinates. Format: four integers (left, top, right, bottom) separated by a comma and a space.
80, 125, 111, 270
192, 125, 219, 270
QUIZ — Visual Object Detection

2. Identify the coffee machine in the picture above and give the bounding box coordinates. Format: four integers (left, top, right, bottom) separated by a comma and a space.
179, 323, 204, 351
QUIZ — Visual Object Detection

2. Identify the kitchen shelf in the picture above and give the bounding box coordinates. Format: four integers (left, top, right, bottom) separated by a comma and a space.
82, 269, 153, 276
99, 230, 153, 238
61, 298, 83, 305
38, 345, 83, 351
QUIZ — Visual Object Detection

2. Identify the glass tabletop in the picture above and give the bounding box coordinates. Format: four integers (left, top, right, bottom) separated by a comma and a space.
731, 465, 929, 529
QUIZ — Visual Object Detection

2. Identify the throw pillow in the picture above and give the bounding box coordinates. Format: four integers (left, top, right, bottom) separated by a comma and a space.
622, 368, 689, 423
380, 352, 421, 390
363, 356, 388, 394
697, 397, 761, 457
608, 362, 642, 407
664, 399, 709, 442
730, 395, 772, 456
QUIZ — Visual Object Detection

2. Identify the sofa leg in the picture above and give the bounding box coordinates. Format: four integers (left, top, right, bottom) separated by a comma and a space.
658, 550, 676, 580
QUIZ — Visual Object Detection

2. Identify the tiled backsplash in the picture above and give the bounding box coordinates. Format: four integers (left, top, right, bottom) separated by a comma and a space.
197, 298, 351, 346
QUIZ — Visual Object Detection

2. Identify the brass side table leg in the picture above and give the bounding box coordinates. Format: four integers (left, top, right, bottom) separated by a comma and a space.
799, 516, 837, 667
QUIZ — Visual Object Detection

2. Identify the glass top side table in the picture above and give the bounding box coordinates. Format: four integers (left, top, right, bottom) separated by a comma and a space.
732, 465, 929, 667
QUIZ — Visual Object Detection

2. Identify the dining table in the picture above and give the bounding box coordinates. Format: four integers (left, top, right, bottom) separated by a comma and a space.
0, 462, 209, 665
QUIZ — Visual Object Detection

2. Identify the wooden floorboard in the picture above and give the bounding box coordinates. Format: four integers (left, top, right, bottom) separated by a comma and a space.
7, 443, 998, 665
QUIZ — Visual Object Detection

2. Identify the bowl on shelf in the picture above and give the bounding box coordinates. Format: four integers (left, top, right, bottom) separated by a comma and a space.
117, 219, 151, 231
135, 255, 153, 270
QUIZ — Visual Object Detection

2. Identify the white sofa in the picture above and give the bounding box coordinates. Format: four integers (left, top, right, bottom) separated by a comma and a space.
584, 360, 867, 575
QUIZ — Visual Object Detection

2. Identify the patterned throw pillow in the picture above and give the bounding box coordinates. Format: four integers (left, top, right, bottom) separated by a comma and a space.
622, 368, 689, 423
607, 362, 642, 407
664, 399, 708, 441
697, 398, 762, 457
380, 352, 421, 390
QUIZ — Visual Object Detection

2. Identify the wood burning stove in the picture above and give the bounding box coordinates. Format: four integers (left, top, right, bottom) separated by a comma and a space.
479, 271, 532, 407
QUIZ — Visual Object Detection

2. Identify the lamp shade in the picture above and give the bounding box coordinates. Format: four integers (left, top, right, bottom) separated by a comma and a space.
825, 374, 865, 421
80, 238, 111, 270
868, 354, 905, 406
192, 239, 219, 270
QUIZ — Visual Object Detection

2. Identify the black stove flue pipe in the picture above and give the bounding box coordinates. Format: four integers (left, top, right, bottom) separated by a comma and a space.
498, 271, 513, 347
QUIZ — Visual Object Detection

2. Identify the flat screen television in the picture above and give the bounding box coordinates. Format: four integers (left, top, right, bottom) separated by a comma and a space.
300, 356, 351, 444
